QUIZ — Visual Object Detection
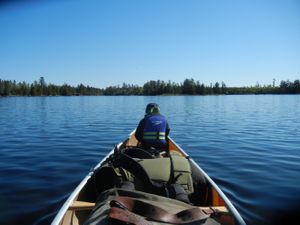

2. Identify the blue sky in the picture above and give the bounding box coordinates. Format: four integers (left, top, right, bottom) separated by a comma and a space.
0, 0, 299, 88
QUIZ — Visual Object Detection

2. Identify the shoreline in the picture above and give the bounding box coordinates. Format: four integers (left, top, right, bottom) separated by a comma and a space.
1, 93, 300, 97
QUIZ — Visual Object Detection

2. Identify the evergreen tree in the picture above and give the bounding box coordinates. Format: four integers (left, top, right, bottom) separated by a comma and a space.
182, 78, 196, 94
213, 82, 220, 94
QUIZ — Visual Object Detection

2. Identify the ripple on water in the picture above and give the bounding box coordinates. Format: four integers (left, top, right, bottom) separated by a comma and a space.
1, 95, 300, 225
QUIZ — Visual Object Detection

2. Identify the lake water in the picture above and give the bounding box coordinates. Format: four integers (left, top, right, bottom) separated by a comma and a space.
0, 95, 300, 225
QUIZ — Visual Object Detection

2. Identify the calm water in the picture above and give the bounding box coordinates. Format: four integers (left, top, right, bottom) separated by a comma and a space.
0, 96, 300, 225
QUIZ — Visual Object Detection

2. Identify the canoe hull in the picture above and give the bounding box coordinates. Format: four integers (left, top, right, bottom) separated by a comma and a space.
52, 131, 246, 225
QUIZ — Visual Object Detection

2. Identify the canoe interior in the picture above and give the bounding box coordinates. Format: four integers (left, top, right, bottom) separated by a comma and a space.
57, 133, 235, 225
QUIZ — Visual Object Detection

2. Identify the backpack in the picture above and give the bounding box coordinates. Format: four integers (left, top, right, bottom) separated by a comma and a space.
93, 151, 194, 202
84, 188, 218, 225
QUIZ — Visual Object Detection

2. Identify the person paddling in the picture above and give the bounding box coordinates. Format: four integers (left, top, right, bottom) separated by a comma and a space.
135, 103, 170, 152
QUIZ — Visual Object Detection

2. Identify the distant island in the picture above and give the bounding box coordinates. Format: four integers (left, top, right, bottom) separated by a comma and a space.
0, 77, 299, 96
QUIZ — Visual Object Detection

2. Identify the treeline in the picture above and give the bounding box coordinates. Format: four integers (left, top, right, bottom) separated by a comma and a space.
226, 80, 300, 95
143, 79, 227, 95
103, 83, 143, 95
0, 77, 103, 96
96, 79, 227, 95
1, 77, 300, 96
103, 79, 300, 95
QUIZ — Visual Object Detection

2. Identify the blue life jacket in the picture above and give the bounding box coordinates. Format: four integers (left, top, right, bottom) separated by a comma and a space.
142, 114, 167, 145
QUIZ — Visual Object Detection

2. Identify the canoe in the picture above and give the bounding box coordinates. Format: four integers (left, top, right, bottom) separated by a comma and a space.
52, 131, 246, 225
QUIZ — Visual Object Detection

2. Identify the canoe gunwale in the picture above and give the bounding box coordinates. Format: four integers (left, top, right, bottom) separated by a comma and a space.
51, 140, 123, 225
51, 173, 92, 225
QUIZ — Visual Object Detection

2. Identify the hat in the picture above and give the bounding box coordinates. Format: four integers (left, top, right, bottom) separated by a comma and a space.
145, 103, 160, 115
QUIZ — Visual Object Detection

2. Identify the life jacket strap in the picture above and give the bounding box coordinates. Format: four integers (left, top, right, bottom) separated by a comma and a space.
143, 132, 166, 140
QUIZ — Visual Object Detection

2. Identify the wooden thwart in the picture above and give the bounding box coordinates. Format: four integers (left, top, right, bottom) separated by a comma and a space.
200, 206, 228, 214
69, 201, 96, 211
69, 200, 228, 214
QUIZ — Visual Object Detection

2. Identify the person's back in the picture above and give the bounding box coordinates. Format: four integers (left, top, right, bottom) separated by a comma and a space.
135, 103, 170, 151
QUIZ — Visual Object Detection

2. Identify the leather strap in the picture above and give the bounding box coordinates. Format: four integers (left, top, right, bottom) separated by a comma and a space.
109, 207, 152, 225
202, 207, 218, 215
109, 196, 210, 224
